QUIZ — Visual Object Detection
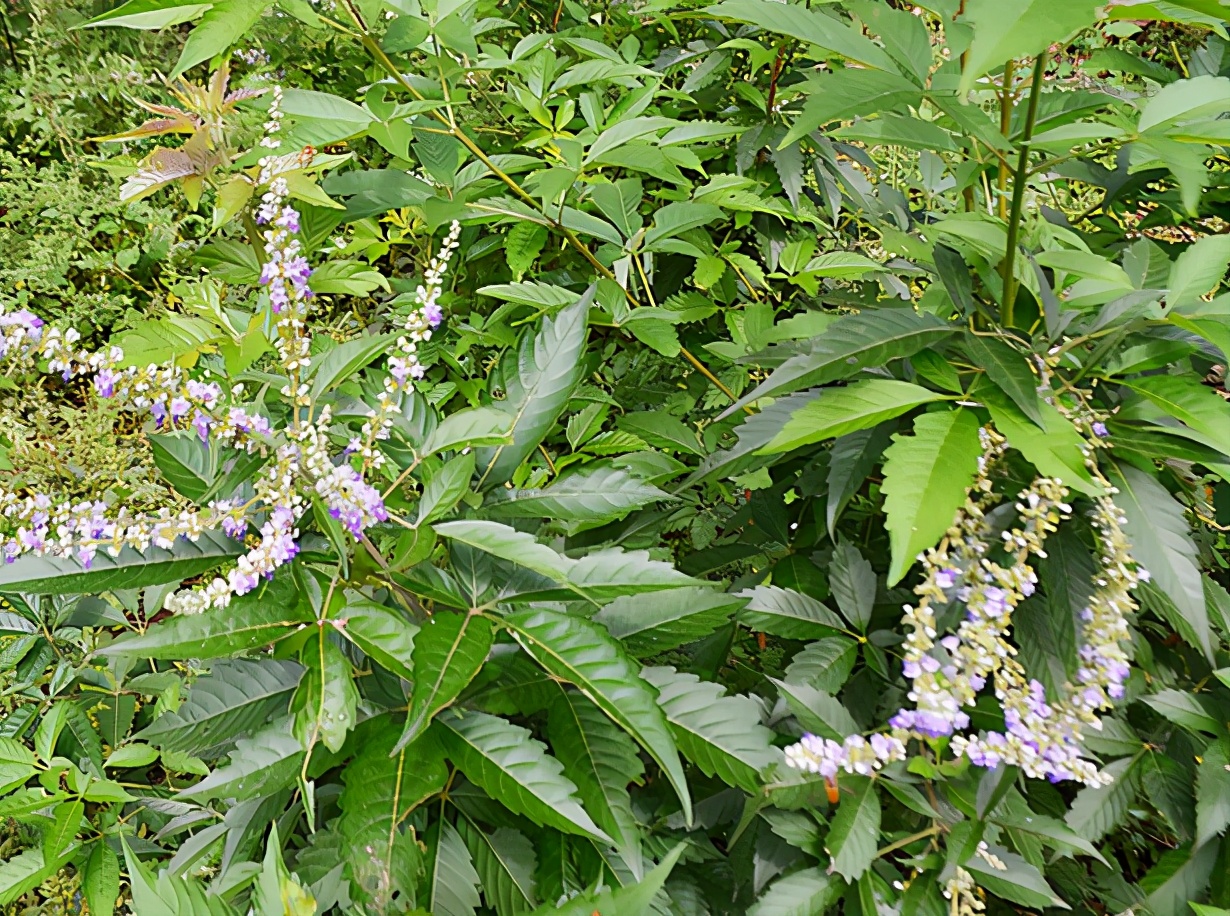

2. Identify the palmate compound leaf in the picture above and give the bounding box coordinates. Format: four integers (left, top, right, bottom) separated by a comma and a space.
398, 611, 493, 751
1108, 462, 1210, 660
505, 609, 692, 823
641, 666, 783, 795
103, 568, 312, 659
457, 817, 539, 916
0, 528, 242, 595
720, 309, 955, 416
339, 722, 448, 909
135, 658, 303, 755
759, 380, 947, 455
476, 287, 591, 489
881, 407, 982, 585
592, 586, 746, 656
548, 688, 644, 865
434, 708, 612, 842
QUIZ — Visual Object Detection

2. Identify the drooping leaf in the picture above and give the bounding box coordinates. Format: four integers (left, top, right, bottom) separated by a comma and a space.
964, 847, 1068, 910
829, 542, 876, 631
434, 708, 610, 842
1065, 755, 1141, 841
641, 665, 783, 795
881, 408, 982, 585
982, 387, 1104, 496
749, 867, 843, 916
825, 776, 880, 881
291, 632, 360, 753
963, 334, 1045, 427
760, 380, 947, 454
738, 586, 846, 640
172, 0, 268, 79
428, 819, 482, 916
504, 608, 691, 823
1140, 841, 1219, 916
958, 0, 1103, 94
1196, 738, 1230, 847
338, 600, 419, 681
702, 0, 897, 70
1124, 374, 1230, 458
178, 721, 304, 801
457, 818, 539, 916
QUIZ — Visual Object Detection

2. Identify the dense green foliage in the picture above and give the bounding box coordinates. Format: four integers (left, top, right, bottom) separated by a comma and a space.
7, 0, 1230, 913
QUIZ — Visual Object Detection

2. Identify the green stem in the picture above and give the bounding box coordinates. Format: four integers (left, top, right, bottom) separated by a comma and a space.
1000, 51, 1048, 328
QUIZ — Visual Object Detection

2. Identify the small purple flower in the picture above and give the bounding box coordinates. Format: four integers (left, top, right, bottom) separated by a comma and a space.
170, 397, 190, 422
423, 302, 444, 328
193, 411, 211, 442
935, 567, 959, 589
94, 368, 118, 398
1092, 421, 1109, 438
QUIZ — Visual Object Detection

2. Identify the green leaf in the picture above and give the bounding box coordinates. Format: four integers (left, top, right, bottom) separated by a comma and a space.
825, 776, 880, 881
772, 679, 859, 742
738, 585, 846, 640
149, 432, 219, 502
104, 570, 311, 658
178, 721, 304, 801
0, 847, 72, 907
339, 725, 448, 899
642, 665, 783, 794
784, 638, 859, 693
965, 848, 1068, 910
306, 332, 396, 400
760, 380, 946, 455
279, 89, 375, 145
0, 737, 36, 795
528, 844, 686, 916
505, 608, 691, 823
135, 658, 302, 754
958, 0, 1103, 94
1139, 74, 1230, 134
428, 819, 482, 916
1108, 463, 1210, 660
505, 222, 548, 281
784, 69, 923, 147
1196, 739, 1230, 847
548, 689, 643, 858
81, 0, 211, 30
84, 843, 120, 916
1168, 234, 1230, 307
702, 0, 897, 70
827, 424, 894, 534
1141, 842, 1219, 916
418, 453, 475, 526
829, 542, 875, 631
963, 335, 1045, 427
725, 310, 954, 413
172, 0, 268, 78
422, 406, 514, 455
457, 819, 539, 916
435, 708, 611, 842
0, 528, 242, 595
1124, 374, 1230, 458
338, 600, 419, 681
881, 408, 982, 585
481, 464, 668, 526
42, 800, 83, 860
589, 178, 642, 238
476, 287, 591, 488
749, 867, 843, 916
1143, 689, 1223, 735
399, 612, 493, 750
982, 387, 1104, 496
291, 632, 360, 753
593, 587, 745, 656
1065, 755, 1141, 841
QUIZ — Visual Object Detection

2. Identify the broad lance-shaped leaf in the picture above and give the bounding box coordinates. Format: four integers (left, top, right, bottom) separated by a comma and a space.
881, 408, 982, 585
103, 569, 312, 658
749, 868, 843, 916
428, 819, 482, 916
457, 817, 538, 916
0, 528, 242, 595
1065, 755, 1141, 842
291, 633, 360, 754
135, 658, 303, 755
179, 721, 304, 801
593, 587, 745, 656
962, 334, 1045, 427
339, 724, 448, 902
481, 464, 669, 524
784, 638, 859, 694
435, 520, 703, 601
826, 424, 894, 535
398, 611, 493, 751
641, 666, 783, 795
1196, 738, 1230, 847
964, 847, 1067, 910
1142, 842, 1219, 916
1124, 374, 1230, 458
1108, 463, 1210, 660
434, 708, 611, 842
527, 844, 685, 916
958, 0, 1103, 94
172, 0, 268, 78
737, 585, 845, 640
690, 390, 822, 484
981, 386, 1103, 496
825, 776, 880, 882
760, 380, 946, 454
548, 688, 643, 861
829, 542, 875, 631
338, 601, 418, 682
701, 0, 896, 71
505, 608, 692, 824
720, 309, 954, 416
476, 286, 591, 488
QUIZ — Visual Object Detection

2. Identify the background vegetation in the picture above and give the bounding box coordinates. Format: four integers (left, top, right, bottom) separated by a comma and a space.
5, 0, 1230, 913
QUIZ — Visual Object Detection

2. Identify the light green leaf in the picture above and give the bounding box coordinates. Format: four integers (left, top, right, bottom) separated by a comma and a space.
982, 387, 1104, 496
958, 0, 1102, 94
702, 0, 897, 70
505, 608, 691, 824
783, 69, 923, 147
784, 638, 859, 693
642, 665, 783, 794
1168, 233, 1230, 306
398, 612, 493, 750
825, 776, 880, 881
435, 708, 611, 842
81, 0, 212, 30
422, 406, 514, 456
965, 847, 1068, 910
172, 0, 268, 78
760, 380, 946, 454
1124, 374, 1230, 458
84, 843, 120, 916
1143, 689, 1223, 735
476, 287, 591, 487
0, 847, 73, 907
178, 721, 304, 801
529, 844, 685, 916
1139, 74, 1230, 133
306, 332, 396, 399
881, 408, 982, 585
291, 633, 359, 753
338, 601, 419, 681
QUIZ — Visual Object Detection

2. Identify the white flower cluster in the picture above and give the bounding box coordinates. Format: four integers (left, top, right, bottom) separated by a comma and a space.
0, 83, 462, 617
784, 424, 1144, 788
